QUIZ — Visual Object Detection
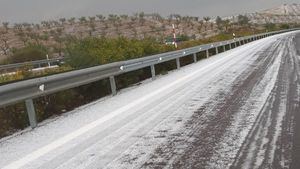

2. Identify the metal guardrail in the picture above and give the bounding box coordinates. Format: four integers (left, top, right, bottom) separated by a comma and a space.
0, 57, 65, 71
0, 28, 299, 128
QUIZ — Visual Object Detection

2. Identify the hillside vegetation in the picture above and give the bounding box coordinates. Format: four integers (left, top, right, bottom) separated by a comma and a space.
1, 4, 300, 63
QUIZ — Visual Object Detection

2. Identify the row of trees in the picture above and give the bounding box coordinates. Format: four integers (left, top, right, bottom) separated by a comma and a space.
0, 13, 218, 59
0, 12, 295, 65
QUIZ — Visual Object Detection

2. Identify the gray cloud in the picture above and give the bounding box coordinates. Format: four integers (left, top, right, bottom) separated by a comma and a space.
0, 0, 298, 23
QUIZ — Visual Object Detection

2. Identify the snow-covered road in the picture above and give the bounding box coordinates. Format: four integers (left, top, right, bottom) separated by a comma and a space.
0, 31, 300, 169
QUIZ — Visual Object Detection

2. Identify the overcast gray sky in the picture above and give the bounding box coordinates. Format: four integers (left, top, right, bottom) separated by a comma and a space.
0, 0, 298, 23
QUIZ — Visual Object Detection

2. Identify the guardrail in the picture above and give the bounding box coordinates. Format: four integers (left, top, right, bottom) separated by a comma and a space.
0, 28, 299, 128
0, 57, 64, 72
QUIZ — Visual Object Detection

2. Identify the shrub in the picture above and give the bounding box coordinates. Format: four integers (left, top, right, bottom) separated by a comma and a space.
9, 44, 48, 63
65, 37, 174, 69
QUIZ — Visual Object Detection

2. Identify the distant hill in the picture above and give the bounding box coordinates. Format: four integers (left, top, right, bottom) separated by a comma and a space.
260, 3, 300, 16
247, 4, 300, 24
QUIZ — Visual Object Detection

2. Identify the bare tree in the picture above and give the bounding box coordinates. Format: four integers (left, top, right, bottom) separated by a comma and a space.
34, 24, 41, 30
203, 17, 211, 31
223, 19, 231, 32
120, 15, 128, 20
41, 21, 51, 28
59, 18, 66, 25
210, 23, 214, 30
96, 15, 105, 22
139, 12, 146, 26
88, 16, 96, 23
88, 23, 96, 36
0, 30, 10, 55
174, 14, 182, 28
79, 17, 87, 24
2, 22, 9, 32
68, 17, 76, 25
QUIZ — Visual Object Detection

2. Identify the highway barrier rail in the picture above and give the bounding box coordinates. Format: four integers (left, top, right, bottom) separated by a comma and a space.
0, 57, 64, 72
0, 28, 299, 128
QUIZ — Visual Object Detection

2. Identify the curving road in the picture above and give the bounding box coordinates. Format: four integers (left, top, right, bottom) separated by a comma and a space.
0, 31, 299, 169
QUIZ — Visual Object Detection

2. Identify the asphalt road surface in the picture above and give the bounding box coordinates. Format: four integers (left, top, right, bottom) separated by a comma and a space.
0, 31, 299, 169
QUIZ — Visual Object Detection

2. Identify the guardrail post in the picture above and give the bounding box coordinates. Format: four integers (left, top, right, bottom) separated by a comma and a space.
223, 45, 226, 52
193, 53, 197, 63
216, 47, 219, 54
238, 41, 241, 46
150, 65, 156, 79
109, 76, 117, 96
176, 58, 180, 69
206, 50, 209, 58
229, 44, 232, 50
25, 99, 37, 129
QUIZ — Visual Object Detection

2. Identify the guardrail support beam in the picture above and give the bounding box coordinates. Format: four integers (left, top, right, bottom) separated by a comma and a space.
216, 47, 219, 54
229, 44, 232, 50
25, 99, 37, 129
223, 45, 226, 52
193, 53, 197, 63
150, 65, 156, 79
206, 50, 209, 58
176, 58, 180, 69
109, 76, 117, 96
